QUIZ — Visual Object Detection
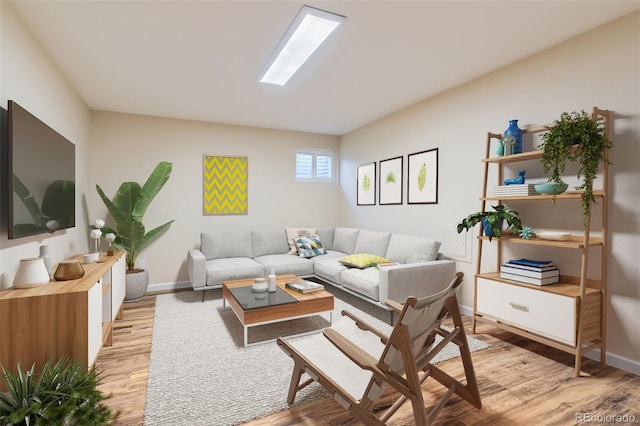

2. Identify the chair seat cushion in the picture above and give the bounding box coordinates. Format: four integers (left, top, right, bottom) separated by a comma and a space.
284, 316, 385, 401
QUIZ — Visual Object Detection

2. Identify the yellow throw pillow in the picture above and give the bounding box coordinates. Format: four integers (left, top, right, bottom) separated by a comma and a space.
339, 253, 389, 269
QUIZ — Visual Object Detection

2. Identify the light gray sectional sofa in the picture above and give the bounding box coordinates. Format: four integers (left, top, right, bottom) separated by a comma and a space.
187, 227, 456, 309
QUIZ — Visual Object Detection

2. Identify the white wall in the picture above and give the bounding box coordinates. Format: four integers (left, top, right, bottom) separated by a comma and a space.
340, 11, 640, 372
88, 111, 340, 287
0, 2, 91, 289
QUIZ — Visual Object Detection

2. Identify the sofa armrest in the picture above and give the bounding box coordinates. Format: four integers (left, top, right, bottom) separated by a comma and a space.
187, 249, 207, 290
378, 260, 456, 303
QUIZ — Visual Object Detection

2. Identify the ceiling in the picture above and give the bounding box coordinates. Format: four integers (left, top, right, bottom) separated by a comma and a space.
9, 1, 639, 136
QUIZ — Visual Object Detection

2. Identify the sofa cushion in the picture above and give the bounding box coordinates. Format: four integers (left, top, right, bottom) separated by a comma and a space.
332, 227, 360, 254
353, 230, 392, 257
295, 234, 327, 258
205, 257, 264, 286
285, 227, 316, 254
339, 253, 389, 269
315, 227, 335, 250
309, 249, 345, 263
253, 230, 289, 257
341, 267, 380, 301
313, 257, 348, 285
201, 231, 253, 260
253, 254, 314, 276
385, 234, 441, 264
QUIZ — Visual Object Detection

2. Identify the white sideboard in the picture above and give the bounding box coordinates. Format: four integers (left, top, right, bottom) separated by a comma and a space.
0, 252, 126, 374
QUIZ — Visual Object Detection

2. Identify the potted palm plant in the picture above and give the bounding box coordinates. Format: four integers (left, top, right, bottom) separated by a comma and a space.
96, 161, 174, 301
538, 110, 612, 230
456, 204, 523, 242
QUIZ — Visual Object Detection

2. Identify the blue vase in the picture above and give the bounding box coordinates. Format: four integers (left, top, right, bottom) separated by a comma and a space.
504, 119, 523, 154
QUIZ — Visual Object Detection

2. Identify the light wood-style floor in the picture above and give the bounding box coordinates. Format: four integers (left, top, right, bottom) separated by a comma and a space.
96, 292, 640, 425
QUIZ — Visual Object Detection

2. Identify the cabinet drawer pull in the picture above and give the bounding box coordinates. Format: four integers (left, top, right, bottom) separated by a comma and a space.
509, 302, 529, 312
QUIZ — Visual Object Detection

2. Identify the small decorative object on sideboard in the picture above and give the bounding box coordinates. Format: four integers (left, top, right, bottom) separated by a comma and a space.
82, 253, 100, 264
105, 232, 116, 256
39, 245, 53, 279
13, 257, 51, 289
54, 261, 85, 281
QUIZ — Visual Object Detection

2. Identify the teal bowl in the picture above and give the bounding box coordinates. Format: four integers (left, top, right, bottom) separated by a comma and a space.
534, 183, 569, 195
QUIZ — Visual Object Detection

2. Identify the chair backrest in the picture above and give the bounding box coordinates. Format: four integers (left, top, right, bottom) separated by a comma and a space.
378, 272, 463, 380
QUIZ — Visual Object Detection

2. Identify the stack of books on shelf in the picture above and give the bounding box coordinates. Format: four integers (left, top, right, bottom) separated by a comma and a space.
491, 184, 537, 197
500, 258, 560, 286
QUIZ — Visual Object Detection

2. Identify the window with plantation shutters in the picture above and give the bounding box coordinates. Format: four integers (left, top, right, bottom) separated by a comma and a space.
295, 149, 336, 182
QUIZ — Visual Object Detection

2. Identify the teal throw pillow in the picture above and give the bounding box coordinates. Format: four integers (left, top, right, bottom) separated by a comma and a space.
295, 234, 327, 258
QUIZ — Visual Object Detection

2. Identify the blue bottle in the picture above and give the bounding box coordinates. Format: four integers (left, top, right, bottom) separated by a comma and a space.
504, 119, 523, 154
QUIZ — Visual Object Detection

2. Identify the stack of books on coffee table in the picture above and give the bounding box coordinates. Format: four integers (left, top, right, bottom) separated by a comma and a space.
285, 280, 324, 294
500, 258, 560, 286
491, 184, 537, 197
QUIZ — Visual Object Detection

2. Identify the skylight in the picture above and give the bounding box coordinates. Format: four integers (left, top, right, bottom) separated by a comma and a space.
259, 5, 345, 86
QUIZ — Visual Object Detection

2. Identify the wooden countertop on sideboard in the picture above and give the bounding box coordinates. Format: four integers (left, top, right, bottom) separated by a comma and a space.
0, 251, 124, 299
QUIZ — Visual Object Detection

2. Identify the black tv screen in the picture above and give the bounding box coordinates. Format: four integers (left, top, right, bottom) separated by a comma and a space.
8, 100, 75, 239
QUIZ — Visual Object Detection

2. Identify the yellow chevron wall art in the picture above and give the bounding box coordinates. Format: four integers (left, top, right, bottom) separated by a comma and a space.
203, 155, 248, 215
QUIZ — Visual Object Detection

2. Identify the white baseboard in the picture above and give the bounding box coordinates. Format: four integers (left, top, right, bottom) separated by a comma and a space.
458, 303, 640, 375
148, 280, 192, 293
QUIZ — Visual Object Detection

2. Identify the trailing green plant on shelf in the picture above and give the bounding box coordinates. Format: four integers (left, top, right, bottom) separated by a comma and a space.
0, 357, 117, 425
456, 204, 523, 242
538, 110, 612, 230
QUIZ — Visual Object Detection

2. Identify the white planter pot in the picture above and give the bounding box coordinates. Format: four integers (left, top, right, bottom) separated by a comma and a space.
125, 269, 149, 302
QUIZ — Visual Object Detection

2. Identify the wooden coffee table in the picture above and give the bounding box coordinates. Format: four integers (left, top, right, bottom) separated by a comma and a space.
222, 274, 334, 347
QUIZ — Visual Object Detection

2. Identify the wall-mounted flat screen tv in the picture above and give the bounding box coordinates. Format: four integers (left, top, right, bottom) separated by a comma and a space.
7, 100, 75, 239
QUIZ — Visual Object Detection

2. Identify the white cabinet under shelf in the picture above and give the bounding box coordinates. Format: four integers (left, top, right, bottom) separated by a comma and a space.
472, 107, 610, 376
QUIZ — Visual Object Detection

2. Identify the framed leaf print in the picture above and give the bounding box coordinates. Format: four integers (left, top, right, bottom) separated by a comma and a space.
379, 156, 403, 205
408, 148, 438, 204
357, 162, 376, 205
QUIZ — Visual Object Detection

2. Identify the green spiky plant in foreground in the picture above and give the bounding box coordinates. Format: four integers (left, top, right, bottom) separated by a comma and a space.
0, 358, 117, 425
96, 161, 174, 271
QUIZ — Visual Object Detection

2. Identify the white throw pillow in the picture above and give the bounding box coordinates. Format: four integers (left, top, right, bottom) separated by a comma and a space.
285, 227, 317, 254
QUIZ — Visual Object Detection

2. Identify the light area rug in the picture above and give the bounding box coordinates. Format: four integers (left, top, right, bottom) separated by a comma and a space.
143, 288, 489, 426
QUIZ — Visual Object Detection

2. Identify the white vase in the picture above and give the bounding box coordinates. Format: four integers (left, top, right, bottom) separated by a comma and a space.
268, 274, 277, 292
39, 245, 53, 279
13, 257, 51, 289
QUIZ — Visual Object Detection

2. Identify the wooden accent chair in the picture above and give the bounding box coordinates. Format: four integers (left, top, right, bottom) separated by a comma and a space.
277, 272, 481, 425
